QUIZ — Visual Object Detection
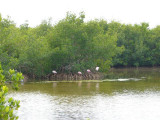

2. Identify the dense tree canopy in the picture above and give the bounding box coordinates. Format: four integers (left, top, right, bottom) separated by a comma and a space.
0, 12, 160, 78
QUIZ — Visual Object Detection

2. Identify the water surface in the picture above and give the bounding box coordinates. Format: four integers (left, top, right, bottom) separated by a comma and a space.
9, 67, 160, 120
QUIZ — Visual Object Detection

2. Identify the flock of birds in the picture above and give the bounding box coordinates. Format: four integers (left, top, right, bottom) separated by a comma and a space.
52, 67, 99, 75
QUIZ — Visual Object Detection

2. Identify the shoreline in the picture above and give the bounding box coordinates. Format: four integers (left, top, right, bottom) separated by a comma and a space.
27, 80, 103, 83
23, 66, 160, 82
23, 72, 104, 82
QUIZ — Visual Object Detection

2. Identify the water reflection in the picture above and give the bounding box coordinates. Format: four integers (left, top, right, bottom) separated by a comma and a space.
8, 67, 160, 120
87, 82, 91, 89
78, 81, 82, 87
53, 82, 57, 88
95, 83, 99, 90
13, 80, 160, 96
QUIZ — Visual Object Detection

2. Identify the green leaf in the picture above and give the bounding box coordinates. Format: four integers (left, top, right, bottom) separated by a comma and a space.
5, 106, 10, 113
8, 97, 13, 103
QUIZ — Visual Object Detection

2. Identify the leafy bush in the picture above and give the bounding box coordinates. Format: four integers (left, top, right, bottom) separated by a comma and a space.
0, 63, 23, 120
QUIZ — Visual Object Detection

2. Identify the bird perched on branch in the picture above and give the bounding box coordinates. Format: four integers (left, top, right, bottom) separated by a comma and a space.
52, 70, 57, 74
96, 67, 99, 71
87, 69, 91, 73
78, 71, 82, 75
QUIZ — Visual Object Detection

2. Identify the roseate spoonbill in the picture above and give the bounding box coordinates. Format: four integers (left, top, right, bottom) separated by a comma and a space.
78, 71, 82, 75
52, 70, 57, 74
96, 67, 99, 71
87, 69, 91, 73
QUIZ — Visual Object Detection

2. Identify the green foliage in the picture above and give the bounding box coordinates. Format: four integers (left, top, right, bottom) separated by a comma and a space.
0, 63, 23, 120
48, 13, 122, 73
112, 22, 152, 67
1, 12, 160, 78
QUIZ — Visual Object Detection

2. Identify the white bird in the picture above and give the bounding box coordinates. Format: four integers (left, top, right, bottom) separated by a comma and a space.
52, 70, 57, 74
78, 71, 82, 75
87, 69, 91, 73
96, 67, 99, 71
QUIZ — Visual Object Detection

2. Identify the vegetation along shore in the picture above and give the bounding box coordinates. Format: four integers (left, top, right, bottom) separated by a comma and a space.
0, 12, 160, 80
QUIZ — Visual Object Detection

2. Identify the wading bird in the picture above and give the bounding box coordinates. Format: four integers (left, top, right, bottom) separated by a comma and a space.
87, 69, 91, 73
96, 67, 99, 71
52, 70, 57, 74
78, 71, 82, 75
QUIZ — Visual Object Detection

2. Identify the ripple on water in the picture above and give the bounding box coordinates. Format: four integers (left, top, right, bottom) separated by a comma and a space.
9, 91, 160, 120
103, 78, 143, 82
9, 92, 56, 120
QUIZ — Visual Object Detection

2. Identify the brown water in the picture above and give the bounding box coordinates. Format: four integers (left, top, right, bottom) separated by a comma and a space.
9, 67, 160, 120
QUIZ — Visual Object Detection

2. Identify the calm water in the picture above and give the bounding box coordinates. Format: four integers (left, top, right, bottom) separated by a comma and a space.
9, 67, 160, 120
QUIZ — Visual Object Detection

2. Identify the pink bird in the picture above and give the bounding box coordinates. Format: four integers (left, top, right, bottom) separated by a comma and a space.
87, 69, 91, 73
96, 67, 99, 71
52, 70, 57, 74
78, 71, 82, 75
